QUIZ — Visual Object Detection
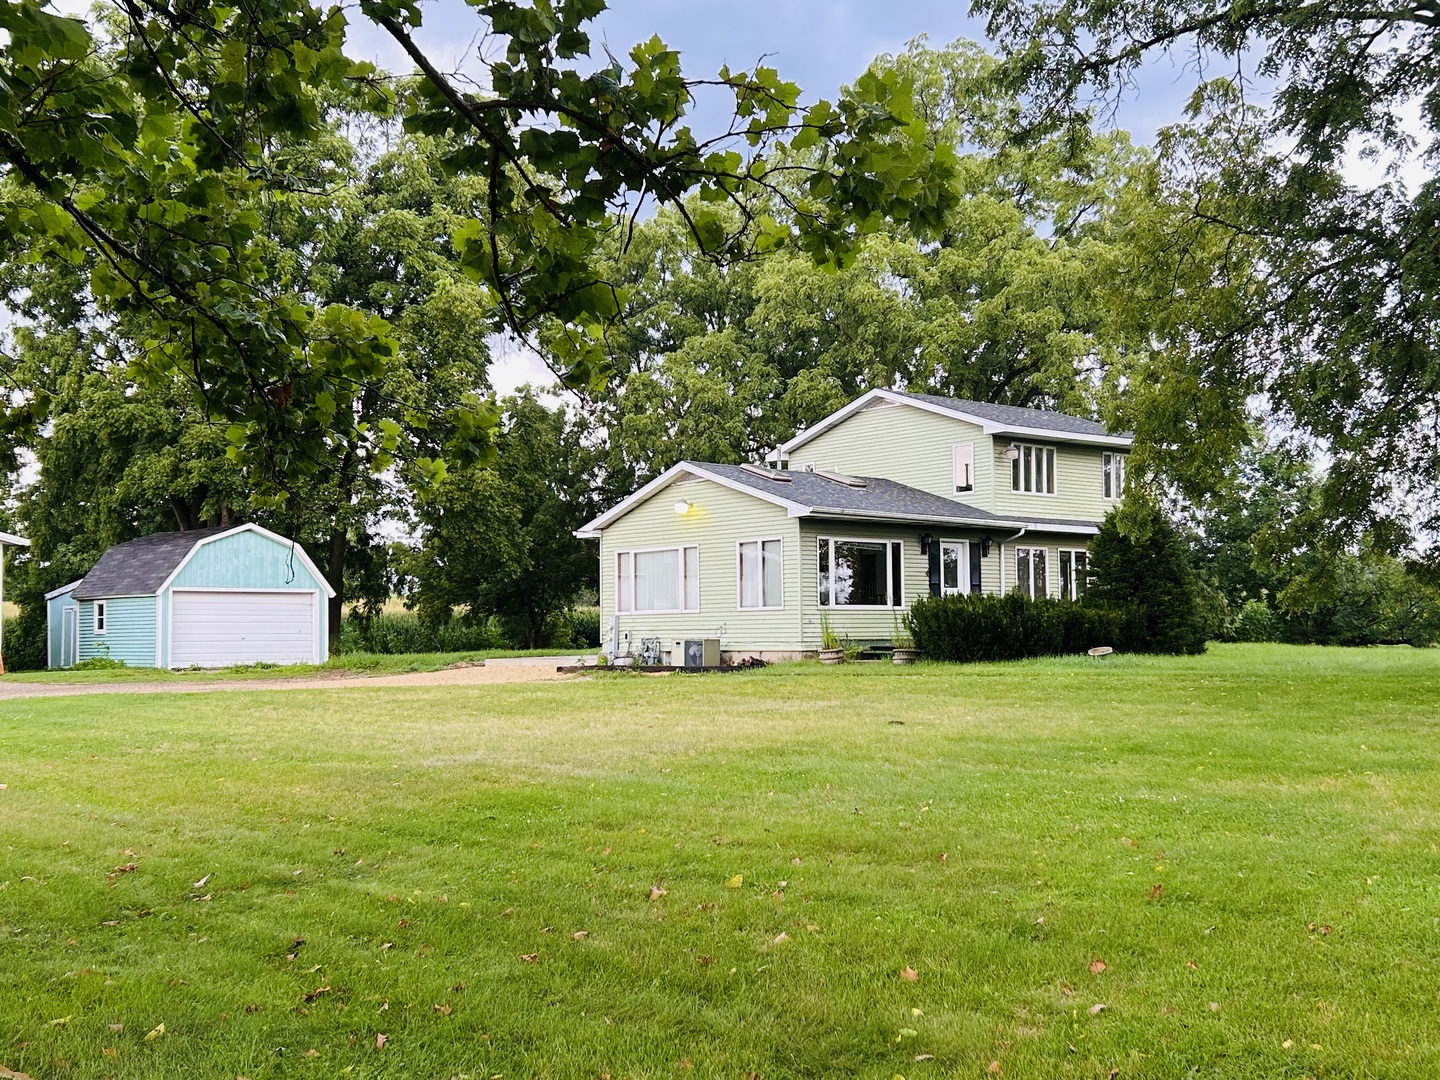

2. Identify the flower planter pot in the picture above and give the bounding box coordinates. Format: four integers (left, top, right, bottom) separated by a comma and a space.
891, 648, 921, 665
818, 647, 845, 665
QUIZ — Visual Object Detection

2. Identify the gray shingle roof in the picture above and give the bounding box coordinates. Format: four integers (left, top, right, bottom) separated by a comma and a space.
900, 392, 1128, 438
693, 463, 1013, 525
72, 528, 228, 600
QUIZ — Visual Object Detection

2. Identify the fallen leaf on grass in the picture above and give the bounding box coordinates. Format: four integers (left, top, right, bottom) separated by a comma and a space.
1186, 961, 1198, 970
914, 1054, 934, 1062
305, 1049, 320, 1058
193, 894, 212, 903
895, 1028, 918, 1042
987, 1062, 1002, 1074
1282, 1039, 1294, 1049
192, 874, 211, 889
0, 1065, 35, 1079
144, 1024, 165, 1041
110, 863, 137, 876
900, 966, 919, 982
1089, 959, 1107, 975
772, 932, 789, 945
1149, 884, 1163, 900
520, 953, 540, 963
572, 931, 590, 941
432, 1003, 451, 1015
302, 986, 331, 1003
48, 1016, 72, 1027
108, 1024, 123, 1033
103, 1047, 117, 1058
649, 886, 668, 902
1088, 1004, 1106, 1016
726, 875, 744, 889
375, 1033, 387, 1050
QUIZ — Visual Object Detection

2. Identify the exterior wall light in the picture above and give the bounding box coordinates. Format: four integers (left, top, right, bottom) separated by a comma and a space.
919, 532, 935, 555
1004, 443, 1021, 462
674, 499, 693, 516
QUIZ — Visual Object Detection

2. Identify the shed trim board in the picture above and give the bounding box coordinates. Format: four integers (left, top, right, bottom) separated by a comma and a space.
167, 587, 322, 668
44, 580, 83, 601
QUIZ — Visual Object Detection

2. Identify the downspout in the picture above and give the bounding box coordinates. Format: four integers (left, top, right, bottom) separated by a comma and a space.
997, 526, 1028, 594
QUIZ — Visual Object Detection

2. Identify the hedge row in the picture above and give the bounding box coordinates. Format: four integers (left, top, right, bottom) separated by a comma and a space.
906, 592, 1137, 663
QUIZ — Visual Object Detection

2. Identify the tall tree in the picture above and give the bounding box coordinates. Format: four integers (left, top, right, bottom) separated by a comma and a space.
976, 0, 1440, 556
0, 0, 961, 492
406, 392, 598, 649
576, 40, 1160, 494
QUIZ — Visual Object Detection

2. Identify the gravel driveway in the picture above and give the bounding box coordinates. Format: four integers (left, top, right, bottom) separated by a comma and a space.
0, 656, 588, 699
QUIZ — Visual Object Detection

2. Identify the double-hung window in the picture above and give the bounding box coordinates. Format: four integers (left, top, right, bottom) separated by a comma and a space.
818, 538, 904, 608
738, 539, 783, 609
1015, 546, 1048, 599
1011, 444, 1056, 494
1059, 549, 1089, 601
616, 546, 699, 613
1102, 452, 1127, 500
952, 443, 974, 493
94, 601, 107, 634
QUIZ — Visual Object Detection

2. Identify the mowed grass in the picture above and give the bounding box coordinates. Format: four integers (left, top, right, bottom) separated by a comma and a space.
2, 645, 1439, 1079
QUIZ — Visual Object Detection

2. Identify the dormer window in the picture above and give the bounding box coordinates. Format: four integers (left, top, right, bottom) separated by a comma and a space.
952, 443, 974, 493
1011, 444, 1056, 495
1103, 452, 1127, 499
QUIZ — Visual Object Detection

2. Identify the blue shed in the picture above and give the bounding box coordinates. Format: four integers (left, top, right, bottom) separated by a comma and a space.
45, 525, 335, 669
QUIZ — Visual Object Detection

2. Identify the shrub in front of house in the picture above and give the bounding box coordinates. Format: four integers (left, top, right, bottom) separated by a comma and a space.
1085, 501, 1208, 655
907, 592, 1131, 662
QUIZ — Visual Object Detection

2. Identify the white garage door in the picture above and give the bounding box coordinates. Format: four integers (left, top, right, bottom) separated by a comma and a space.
171, 590, 317, 667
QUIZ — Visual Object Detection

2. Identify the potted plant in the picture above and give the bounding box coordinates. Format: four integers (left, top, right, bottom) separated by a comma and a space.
891, 613, 920, 665
818, 614, 844, 664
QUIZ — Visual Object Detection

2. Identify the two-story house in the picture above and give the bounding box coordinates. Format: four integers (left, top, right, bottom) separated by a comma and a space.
576, 389, 1132, 662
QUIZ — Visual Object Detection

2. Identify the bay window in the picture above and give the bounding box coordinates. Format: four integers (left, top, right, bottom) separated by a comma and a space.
1011, 444, 1056, 494
738, 539, 783, 609
1015, 546, 1048, 599
616, 546, 699, 613
818, 538, 904, 608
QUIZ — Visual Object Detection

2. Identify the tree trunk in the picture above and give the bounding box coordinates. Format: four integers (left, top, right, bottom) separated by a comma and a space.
326, 448, 358, 646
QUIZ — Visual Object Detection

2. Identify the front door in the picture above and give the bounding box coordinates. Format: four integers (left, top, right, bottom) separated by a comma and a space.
61, 606, 78, 667
940, 541, 969, 596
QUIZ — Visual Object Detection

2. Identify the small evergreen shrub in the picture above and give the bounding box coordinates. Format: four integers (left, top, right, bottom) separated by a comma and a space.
1085, 501, 1208, 655
907, 592, 1129, 663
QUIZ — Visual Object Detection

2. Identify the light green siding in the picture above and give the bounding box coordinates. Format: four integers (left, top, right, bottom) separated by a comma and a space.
793, 401, 991, 505
991, 444, 1119, 522
798, 519, 935, 647
791, 400, 1120, 523
598, 477, 802, 655
160, 528, 329, 663
78, 595, 157, 667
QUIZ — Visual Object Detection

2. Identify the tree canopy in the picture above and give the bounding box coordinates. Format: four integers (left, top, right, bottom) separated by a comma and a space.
976, 0, 1440, 556
0, 0, 962, 495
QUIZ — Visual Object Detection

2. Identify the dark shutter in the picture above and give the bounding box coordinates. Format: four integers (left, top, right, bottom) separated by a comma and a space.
927, 541, 941, 597
969, 541, 982, 594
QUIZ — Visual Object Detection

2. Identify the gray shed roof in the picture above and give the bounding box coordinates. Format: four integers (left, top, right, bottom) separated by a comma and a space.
898, 392, 1127, 438
692, 462, 1015, 526
72, 528, 228, 600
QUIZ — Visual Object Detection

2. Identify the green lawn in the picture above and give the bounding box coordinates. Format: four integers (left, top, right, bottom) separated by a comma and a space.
2, 644, 1438, 1078
0, 649, 568, 684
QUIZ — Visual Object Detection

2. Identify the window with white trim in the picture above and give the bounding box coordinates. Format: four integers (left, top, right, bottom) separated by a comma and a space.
738, 539, 783, 609
952, 443, 974, 493
818, 538, 904, 608
616, 546, 699, 613
1011, 444, 1056, 494
1102, 452, 1127, 500
1015, 547, 1049, 599
94, 600, 107, 634
1059, 548, 1089, 601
